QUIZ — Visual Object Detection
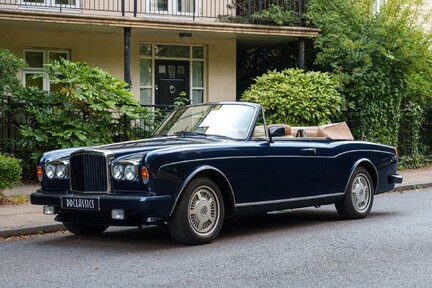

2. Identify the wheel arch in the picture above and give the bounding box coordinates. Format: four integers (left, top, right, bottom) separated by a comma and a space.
345, 159, 379, 193
169, 166, 236, 218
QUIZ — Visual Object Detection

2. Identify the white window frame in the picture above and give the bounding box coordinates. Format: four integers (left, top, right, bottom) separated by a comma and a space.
147, 0, 198, 16
22, 48, 70, 92
19, 0, 79, 9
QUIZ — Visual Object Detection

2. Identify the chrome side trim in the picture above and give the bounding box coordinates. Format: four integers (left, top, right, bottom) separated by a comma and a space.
235, 192, 345, 208
389, 174, 403, 184
159, 149, 395, 170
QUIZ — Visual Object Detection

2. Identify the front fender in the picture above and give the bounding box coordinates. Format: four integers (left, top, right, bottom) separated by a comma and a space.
158, 164, 235, 217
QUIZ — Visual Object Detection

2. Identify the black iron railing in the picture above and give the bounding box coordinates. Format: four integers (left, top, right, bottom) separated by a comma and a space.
0, 0, 305, 23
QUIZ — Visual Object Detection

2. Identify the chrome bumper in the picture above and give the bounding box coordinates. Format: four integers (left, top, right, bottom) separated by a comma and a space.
389, 174, 403, 184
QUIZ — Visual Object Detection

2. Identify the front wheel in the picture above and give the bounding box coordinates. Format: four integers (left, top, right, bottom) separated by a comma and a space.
63, 223, 109, 235
336, 166, 374, 219
168, 177, 225, 245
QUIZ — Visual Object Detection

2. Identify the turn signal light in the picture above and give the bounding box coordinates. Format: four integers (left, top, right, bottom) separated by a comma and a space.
37, 166, 43, 182
141, 167, 149, 184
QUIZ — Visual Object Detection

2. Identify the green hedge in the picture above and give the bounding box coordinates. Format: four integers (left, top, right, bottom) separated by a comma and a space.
241, 68, 342, 126
0, 154, 22, 193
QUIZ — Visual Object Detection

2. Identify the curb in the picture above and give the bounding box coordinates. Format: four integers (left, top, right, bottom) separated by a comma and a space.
0, 223, 65, 238
393, 182, 432, 193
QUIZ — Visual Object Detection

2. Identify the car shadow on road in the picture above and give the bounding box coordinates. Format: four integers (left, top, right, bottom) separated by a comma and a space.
220, 208, 397, 239
220, 208, 339, 237
36, 207, 398, 250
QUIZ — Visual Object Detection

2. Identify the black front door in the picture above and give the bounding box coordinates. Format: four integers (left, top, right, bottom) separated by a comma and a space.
155, 60, 189, 105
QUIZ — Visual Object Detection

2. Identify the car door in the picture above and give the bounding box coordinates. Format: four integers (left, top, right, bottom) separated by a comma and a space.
256, 140, 322, 202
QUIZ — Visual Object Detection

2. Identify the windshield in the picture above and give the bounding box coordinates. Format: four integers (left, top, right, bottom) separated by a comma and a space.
154, 104, 256, 140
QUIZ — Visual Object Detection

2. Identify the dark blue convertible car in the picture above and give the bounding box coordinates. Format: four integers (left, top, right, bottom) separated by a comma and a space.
31, 102, 402, 245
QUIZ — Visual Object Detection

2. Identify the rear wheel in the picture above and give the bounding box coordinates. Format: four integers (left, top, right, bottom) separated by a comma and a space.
168, 177, 224, 245
63, 223, 109, 235
336, 166, 374, 219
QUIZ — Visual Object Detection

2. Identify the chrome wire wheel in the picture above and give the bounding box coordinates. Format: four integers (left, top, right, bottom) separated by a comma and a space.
351, 173, 371, 212
188, 186, 220, 235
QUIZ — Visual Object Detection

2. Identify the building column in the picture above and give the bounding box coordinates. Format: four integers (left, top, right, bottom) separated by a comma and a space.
123, 27, 132, 141
124, 27, 131, 88
298, 0, 305, 69
298, 39, 305, 70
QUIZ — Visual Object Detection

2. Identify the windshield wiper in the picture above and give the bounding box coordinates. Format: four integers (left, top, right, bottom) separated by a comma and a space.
205, 134, 236, 141
151, 133, 167, 138
173, 131, 207, 137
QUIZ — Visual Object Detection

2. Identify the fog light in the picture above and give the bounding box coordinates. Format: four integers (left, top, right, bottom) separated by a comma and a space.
144, 217, 161, 224
43, 206, 58, 215
112, 209, 125, 220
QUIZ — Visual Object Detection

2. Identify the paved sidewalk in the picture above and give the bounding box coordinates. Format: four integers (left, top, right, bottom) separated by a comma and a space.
1, 167, 431, 238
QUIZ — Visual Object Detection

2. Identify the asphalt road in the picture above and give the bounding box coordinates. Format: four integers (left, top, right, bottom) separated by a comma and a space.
1, 189, 432, 288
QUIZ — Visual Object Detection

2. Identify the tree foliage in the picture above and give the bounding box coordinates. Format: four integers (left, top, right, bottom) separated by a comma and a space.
0, 49, 26, 96
306, 0, 432, 147
241, 68, 342, 126
17, 59, 147, 151
221, 1, 299, 26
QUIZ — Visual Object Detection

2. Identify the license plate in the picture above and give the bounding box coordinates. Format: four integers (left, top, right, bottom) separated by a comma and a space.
61, 196, 100, 211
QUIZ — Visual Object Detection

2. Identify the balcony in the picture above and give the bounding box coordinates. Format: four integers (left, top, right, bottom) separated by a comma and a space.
0, 0, 306, 25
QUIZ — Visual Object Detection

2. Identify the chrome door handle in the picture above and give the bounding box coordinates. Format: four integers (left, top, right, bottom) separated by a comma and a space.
301, 148, 317, 153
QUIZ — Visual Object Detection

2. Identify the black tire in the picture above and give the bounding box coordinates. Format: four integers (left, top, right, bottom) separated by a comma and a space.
63, 223, 109, 235
336, 166, 374, 219
168, 177, 225, 245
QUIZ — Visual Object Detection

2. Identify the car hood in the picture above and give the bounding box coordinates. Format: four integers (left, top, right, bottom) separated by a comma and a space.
99, 136, 220, 158
40, 136, 223, 163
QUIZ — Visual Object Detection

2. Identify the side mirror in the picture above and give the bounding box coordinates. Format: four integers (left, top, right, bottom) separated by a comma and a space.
269, 126, 286, 137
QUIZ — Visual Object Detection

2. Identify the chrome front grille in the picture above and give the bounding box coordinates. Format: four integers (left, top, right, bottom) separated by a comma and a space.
70, 150, 112, 193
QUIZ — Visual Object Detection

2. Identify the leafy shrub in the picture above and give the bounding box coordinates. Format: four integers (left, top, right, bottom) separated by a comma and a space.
250, 5, 298, 26
341, 69, 402, 146
173, 91, 189, 108
0, 48, 26, 96
220, 3, 298, 26
17, 59, 148, 153
0, 154, 22, 194
398, 101, 425, 168
241, 68, 342, 126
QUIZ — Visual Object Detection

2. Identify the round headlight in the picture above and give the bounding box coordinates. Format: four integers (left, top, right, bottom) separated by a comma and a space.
45, 163, 56, 179
112, 164, 124, 180
56, 163, 68, 179
124, 164, 137, 181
